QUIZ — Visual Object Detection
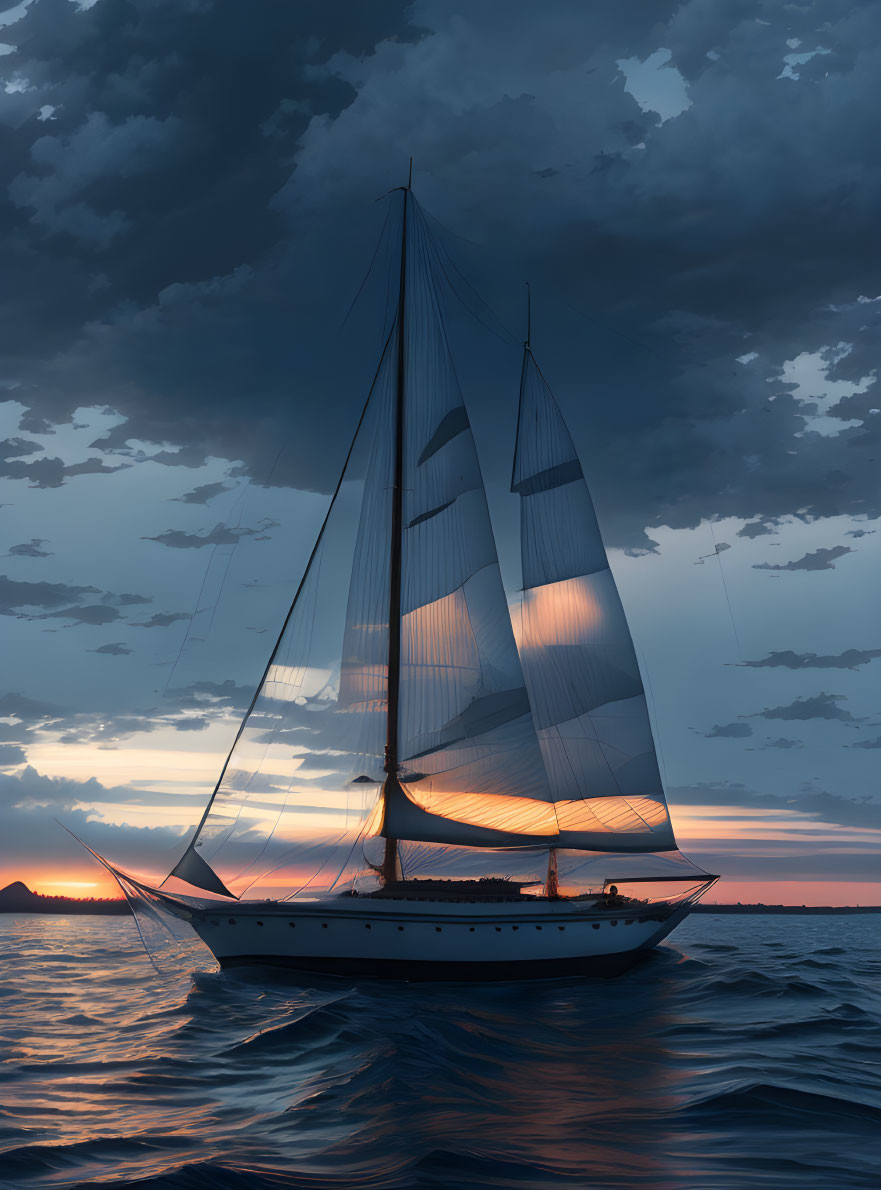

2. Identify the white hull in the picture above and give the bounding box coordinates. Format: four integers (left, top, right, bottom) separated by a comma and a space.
185, 895, 692, 979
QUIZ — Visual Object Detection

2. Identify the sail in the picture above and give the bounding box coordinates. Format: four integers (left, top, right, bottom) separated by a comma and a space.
380, 201, 557, 847
510, 347, 676, 852
166, 332, 398, 897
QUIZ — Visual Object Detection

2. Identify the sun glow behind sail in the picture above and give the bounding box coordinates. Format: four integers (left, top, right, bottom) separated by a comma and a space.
512, 348, 676, 852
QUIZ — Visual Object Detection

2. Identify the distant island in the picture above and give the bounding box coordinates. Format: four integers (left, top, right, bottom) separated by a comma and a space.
1, 881, 878, 916
0, 881, 130, 916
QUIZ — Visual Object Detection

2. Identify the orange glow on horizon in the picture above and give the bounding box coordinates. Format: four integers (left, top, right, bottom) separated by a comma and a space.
5, 863, 879, 908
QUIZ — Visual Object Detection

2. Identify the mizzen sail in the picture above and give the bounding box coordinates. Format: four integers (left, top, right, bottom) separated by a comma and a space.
511, 345, 676, 852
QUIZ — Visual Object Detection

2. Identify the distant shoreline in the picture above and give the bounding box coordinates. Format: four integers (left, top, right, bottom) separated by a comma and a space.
2, 880, 879, 918
693, 904, 881, 915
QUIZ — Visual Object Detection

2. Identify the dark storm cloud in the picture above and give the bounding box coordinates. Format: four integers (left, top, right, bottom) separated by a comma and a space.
5, 538, 52, 558
132, 611, 189, 628
172, 482, 231, 505
753, 545, 854, 572
143, 524, 263, 549
0, 744, 27, 767
753, 692, 857, 722
90, 641, 132, 655
1, 0, 879, 545
702, 722, 753, 739
739, 648, 881, 670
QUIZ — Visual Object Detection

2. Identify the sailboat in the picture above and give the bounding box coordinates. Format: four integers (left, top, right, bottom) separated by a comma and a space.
82, 179, 717, 978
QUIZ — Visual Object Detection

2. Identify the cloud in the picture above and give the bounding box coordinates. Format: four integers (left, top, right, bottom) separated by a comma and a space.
172, 482, 232, 505
753, 546, 854, 572
739, 648, 881, 670
143, 524, 263, 549
0, 437, 42, 461
0, 692, 59, 721
753, 692, 856, 722
0, 0, 879, 546
850, 737, 881, 750
670, 780, 881, 832
132, 612, 190, 628
756, 737, 804, 750
703, 722, 753, 739
43, 604, 120, 625
0, 454, 129, 488
737, 519, 778, 539
0, 574, 100, 612
5, 538, 52, 558
845, 528, 875, 538
90, 642, 132, 656
0, 744, 27, 767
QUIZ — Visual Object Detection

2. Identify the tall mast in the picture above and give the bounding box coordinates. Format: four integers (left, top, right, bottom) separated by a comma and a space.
380, 166, 411, 884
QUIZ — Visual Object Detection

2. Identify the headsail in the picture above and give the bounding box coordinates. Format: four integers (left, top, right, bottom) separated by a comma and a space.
166, 329, 398, 897
511, 344, 676, 852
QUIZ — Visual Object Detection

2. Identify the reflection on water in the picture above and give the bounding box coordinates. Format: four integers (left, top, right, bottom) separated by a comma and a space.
0, 914, 879, 1189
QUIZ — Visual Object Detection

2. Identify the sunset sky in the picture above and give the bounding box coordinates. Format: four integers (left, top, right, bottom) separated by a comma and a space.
1, 0, 879, 905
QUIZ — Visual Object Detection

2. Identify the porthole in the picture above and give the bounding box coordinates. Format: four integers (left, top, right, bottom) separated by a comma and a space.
469, 927, 475, 932
397, 925, 404, 932
495, 926, 501, 932
611, 920, 618, 927
288, 922, 296, 928
558, 926, 565, 932
365, 923, 371, 930
536, 926, 542, 931
256, 921, 264, 927
435, 926, 442, 933
322, 923, 328, 929
592, 923, 600, 930
512, 925, 519, 931
625, 919, 634, 926
227, 918, 236, 925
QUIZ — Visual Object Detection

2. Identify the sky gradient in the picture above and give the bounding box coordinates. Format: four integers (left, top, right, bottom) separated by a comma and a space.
1, 0, 879, 904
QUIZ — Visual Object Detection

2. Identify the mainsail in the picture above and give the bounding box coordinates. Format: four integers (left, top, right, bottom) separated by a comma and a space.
511, 342, 676, 852
167, 188, 677, 900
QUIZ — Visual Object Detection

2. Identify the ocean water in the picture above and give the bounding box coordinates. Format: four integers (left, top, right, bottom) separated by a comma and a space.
0, 914, 878, 1190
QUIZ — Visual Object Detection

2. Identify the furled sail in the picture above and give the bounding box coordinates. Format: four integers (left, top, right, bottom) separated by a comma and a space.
511, 346, 676, 852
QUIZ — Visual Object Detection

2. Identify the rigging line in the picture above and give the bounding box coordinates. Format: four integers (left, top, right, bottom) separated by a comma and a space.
161, 477, 251, 695
415, 202, 518, 347
637, 644, 670, 792
340, 200, 394, 331
221, 546, 329, 883
417, 204, 520, 346
162, 321, 398, 889
709, 521, 741, 654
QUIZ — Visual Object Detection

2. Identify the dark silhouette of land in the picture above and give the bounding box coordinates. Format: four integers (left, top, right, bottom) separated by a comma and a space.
1, 881, 878, 916
0, 881, 130, 915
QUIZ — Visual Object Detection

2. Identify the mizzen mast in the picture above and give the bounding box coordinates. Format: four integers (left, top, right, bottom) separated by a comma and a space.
380, 164, 412, 884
